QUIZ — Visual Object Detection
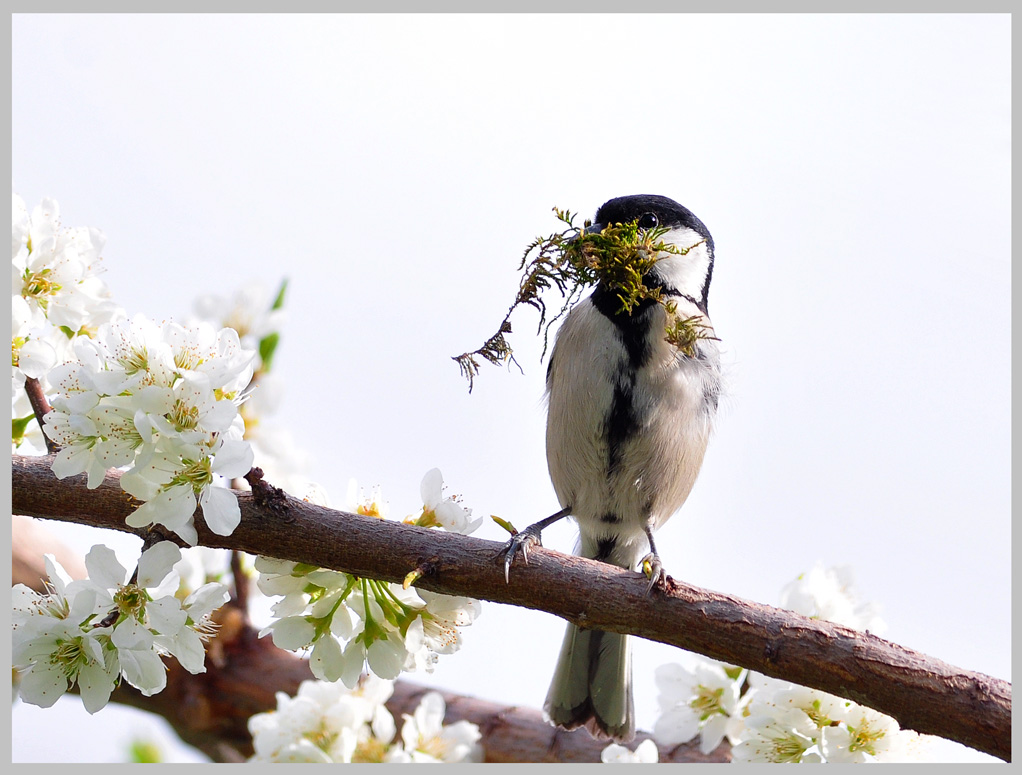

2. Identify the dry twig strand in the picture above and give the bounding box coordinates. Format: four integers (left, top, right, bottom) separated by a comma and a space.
11, 454, 1011, 761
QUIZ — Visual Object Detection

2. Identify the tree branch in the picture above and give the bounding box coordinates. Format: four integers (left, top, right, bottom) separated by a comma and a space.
104, 635, 730, 764
22, 377, 57, 453
11, 454, 1011, 761
11, 516, 726, 763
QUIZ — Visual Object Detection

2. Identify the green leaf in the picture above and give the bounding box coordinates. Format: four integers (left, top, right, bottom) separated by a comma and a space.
270, 278, 288, 310
258, 332, 280, 371
12, 414, 34, 446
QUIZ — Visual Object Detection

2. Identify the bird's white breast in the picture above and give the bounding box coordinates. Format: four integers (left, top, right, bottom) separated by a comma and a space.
545, 295, 720, 560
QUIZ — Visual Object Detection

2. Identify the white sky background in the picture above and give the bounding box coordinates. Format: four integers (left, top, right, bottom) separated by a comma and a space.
10, 13, 1010, 764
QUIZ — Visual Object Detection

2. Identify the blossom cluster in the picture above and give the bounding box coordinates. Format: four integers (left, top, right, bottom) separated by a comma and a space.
11, 195, 486, 730
13, 194, 257, 544
12, 542, 228, 713
256, 469, 482, 687
41, 313, 256, 544
635, 563, 929, 764
12, 195, 119, 451
248, 676, 482, 762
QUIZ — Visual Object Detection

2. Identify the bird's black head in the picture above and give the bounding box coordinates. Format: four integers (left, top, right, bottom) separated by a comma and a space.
593, 194, 714, 254
591, 195, 715, 314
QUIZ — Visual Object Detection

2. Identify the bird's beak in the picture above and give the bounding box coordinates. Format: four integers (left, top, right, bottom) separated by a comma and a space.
566, 222, 602, 247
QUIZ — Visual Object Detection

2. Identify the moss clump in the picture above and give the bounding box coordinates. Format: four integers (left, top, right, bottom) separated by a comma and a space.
453, 207, 711, 390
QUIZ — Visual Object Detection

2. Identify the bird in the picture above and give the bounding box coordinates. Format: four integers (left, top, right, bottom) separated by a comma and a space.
502, 194, 722, 742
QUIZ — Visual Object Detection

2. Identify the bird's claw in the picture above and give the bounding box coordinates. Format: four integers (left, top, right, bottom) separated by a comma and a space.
641, 552, 665, 594
501, 526, 544, 583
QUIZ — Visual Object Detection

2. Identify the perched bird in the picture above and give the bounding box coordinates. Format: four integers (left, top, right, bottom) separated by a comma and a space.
503, 194, 722, 742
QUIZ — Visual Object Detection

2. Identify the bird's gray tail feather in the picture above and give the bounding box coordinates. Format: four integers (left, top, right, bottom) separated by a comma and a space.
544, 621, 634, 742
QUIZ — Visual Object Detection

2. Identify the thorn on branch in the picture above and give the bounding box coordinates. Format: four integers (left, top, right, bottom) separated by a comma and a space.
243, 467, 291, 520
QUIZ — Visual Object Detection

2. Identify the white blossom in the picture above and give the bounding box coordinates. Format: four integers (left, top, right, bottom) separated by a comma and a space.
12, 543, 228, 711
730, 708, 824, 763
413, 468, 482, 535
40, 313, 255, 544
12, 194, 118, 335
728, 667, 930, 762
346, 478, 389, 519
15, 614, 118, 712
417, 590, 482, 658
248, 676, 401, 763
720, 566, 928, 762
12, 555, 118, 712
780, 562, 886, 633
653, 657, 747, 754
649, 567, 932, 763
818, 703, 923, 763
256, 565, 478, 690
393, 691, 482, 763
254, 470, 482, 688
601, 738, 660, 763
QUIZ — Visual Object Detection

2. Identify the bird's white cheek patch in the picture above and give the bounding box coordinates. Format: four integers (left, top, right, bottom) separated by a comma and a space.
652, 228, 713, 301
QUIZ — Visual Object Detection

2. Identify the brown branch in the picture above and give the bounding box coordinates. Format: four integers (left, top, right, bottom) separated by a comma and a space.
23, 377, 57, 453
11, 518, 725, 763
105, 632, 728, 763
11, 453, 1011, 761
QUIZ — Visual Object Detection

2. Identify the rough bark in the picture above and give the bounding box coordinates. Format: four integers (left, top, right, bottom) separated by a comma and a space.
11, 454, 1011, 761
12, 516, 726, 763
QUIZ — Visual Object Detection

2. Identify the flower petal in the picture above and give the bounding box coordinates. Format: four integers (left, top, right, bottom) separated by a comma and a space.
136, 541, 181, 589
419, 468, 443, 508
199, 486, 241, 536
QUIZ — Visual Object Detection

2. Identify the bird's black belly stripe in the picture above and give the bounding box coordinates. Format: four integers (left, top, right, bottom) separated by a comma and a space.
594, 537, 618, 562
592, 286, 657, 475
606, 378, 637, 475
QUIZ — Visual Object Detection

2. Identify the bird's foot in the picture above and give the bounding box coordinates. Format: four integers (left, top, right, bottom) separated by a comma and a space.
497, 507, 572, 583
501, 524, 545, 583
640, 552, 666, 594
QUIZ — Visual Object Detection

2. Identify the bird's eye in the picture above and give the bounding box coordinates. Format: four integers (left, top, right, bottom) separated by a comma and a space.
637, 213, 659, 229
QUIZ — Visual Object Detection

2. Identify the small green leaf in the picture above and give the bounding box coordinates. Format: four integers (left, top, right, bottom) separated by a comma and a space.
490, 515, 518, 535
271, 278, 288, 310
258, 332, 280, 371
12, 414, 34, 446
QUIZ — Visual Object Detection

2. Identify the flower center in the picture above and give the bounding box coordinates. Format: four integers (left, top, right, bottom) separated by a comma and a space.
169, 457, 214, 494
771, 732, 810, 763
22, 268, 61, 302
417, 735, 449, 761
169, 399, 201, 431
352, 737, 388, 763
690, 684, 725, 721
847, 720, 885, 755
113, 584, 148, 621
50, 636, 94, 678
